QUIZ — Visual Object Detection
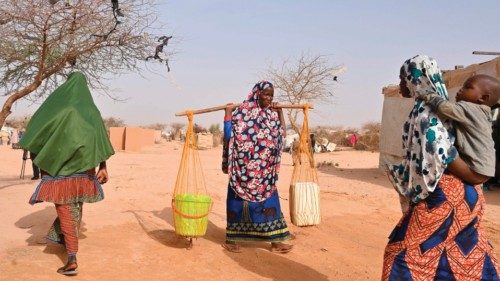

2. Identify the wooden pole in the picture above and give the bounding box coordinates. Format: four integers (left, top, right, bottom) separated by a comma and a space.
175, 103, 314, 116
472, 51, 500, 56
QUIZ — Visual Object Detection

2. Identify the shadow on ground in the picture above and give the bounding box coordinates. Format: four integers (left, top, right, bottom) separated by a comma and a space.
318, 166, 391, 188
127, 207, 329, 281
0, 177, 32, 190
15, 205, 89, 263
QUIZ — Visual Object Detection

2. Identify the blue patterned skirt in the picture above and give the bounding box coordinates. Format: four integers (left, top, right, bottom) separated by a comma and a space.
226, 187, 290, 242
382, 173, 499, 280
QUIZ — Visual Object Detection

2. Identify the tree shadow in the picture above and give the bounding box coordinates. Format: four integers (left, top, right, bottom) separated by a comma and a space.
0, 176, 32, 190
129, 207, 328, 281
318, 166, 392, 188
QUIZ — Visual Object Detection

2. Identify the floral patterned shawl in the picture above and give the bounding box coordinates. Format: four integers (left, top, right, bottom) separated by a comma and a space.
227, 81, 284, 202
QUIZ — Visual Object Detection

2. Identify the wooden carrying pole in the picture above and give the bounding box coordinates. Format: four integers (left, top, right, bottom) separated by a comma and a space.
472, 51, 500, 56
175, 103, 313, 116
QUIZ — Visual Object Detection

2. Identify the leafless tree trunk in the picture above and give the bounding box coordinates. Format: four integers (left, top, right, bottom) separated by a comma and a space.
0, 0, 167, 127
265, 53, 345, 133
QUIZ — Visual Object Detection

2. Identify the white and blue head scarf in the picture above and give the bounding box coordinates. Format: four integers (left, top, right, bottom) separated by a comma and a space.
388, 55, 457, 203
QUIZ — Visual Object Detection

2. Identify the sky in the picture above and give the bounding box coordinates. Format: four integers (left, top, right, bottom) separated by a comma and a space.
4, 0, 500, 128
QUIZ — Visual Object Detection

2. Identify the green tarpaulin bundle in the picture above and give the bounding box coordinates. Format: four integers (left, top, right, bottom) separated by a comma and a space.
19, 72, 114, 176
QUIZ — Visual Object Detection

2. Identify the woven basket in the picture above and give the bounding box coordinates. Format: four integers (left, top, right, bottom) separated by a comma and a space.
172, 194, 212, 237
290, 182, 321, 226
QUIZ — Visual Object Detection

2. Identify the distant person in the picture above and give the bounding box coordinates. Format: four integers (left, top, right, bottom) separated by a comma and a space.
10, 129, 19, 147
30, 152, 40, 180
19, 72, 114, 276
349, 133, 358, 147
310, 133, 316, 154
490, 109, 500, 187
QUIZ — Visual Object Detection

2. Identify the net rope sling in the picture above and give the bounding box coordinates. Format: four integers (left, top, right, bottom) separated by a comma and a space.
171, 112, 212, 245
289, 106, 321, 226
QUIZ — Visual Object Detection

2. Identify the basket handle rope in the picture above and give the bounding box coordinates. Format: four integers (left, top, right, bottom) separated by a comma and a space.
171, 200, 213, 219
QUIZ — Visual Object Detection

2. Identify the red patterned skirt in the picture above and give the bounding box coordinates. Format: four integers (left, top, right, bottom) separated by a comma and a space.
29, 169, 104, 205
29, 169, 103, 254
382, 173, 500, 280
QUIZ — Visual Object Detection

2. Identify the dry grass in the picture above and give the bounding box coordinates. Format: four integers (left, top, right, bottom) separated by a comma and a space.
311, 122, 381, 151
313, 126, 355, 147
356, 122, 381, 151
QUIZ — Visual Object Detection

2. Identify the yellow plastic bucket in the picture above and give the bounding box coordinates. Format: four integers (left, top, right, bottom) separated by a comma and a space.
172, 194, 212, 237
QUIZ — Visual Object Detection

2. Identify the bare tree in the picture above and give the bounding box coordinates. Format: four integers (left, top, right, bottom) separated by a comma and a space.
0, 0, 168, 127
357, 121, 381, 151
5, 115, 31, 129
208, 123, 221, 135
193, 123, 207, 134
170, 122, 184, 140
103, 116, 125, 128
361, 121, 381, 134
144, 122, 167, 131
265, 54, 345, 133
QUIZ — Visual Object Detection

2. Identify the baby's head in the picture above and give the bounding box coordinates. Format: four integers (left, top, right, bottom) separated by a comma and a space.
456, 74, 500, 107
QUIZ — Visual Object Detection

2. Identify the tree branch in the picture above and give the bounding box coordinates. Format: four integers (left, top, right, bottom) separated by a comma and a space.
0, 0, 166, 127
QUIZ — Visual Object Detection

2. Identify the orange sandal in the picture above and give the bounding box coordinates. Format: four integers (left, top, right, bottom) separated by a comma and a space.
221, 241, 242, 253
270, 242, 293, 254
57, 255, 78, 276
57, 262, 78, 276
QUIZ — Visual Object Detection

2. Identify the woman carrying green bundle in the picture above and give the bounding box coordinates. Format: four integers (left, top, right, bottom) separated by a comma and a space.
20, 72, 114, 276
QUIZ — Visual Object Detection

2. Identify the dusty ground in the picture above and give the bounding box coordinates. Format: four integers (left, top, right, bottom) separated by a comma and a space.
1, 143, 499, 281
